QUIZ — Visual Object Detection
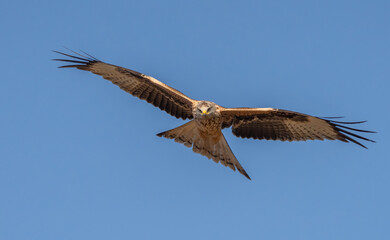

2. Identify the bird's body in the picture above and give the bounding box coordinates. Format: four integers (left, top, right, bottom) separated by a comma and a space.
54, 50, 375, 180
193, 101, 222, 133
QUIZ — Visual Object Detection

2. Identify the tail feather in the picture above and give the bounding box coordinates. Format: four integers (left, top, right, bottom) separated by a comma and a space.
157, 121, 251, 180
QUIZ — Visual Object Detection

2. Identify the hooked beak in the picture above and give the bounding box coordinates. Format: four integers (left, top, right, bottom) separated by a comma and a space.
201, 110, 208, 115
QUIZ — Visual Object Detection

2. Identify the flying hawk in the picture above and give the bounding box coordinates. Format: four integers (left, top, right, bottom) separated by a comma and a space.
54, 50, 375, 180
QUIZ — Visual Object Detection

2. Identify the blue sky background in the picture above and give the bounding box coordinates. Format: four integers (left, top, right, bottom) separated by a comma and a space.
1, 0, 389, 239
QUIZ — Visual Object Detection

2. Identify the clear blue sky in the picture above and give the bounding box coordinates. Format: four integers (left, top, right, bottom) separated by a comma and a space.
1, 0, 389, 239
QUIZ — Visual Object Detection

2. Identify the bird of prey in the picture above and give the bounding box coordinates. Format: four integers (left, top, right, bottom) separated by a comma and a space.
54, 50, 375, 180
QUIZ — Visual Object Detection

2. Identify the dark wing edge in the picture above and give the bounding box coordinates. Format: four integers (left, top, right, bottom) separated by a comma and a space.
53, 50, 195, 120
220, 108, 375, 149
320, 117, 376, 149
53, 50, 100, 70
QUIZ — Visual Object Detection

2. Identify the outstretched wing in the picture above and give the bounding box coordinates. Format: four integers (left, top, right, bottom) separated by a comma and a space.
221, 107, 375, 148
53, 51, 196, 119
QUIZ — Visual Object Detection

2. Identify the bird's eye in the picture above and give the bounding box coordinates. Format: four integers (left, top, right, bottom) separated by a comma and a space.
207, 107, 212, 112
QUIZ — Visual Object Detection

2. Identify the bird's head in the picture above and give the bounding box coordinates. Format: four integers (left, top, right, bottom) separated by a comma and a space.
193, 101, 219, 119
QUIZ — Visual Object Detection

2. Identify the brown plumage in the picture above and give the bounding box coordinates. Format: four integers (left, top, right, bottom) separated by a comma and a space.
54, 51, 194, 120
220, 108, 373, 148
54, 50, 375, 180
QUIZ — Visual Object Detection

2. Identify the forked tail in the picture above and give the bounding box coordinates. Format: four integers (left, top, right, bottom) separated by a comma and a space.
157, 121, 251, 180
